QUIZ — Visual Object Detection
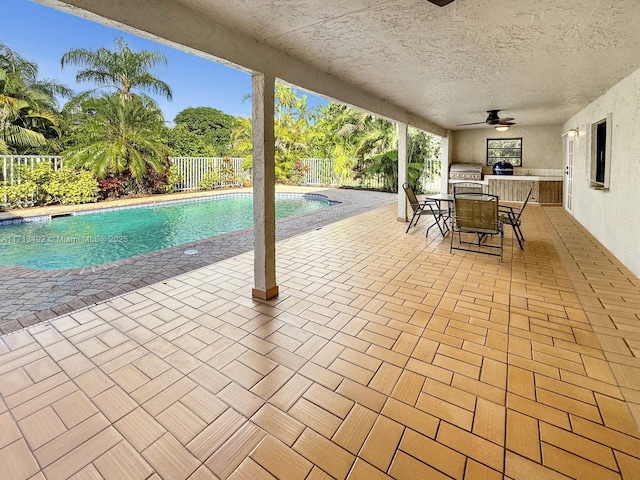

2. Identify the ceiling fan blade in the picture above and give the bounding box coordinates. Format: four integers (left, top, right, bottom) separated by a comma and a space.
458, 109, 516, 127
426, 0, 455, 6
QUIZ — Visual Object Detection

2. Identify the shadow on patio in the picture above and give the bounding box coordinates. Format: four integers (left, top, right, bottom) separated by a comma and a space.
1, 200, 639, 479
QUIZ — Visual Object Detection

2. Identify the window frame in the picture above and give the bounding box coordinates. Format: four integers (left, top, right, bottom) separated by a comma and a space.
486, 138, 523, 167
588, 113, 612, 190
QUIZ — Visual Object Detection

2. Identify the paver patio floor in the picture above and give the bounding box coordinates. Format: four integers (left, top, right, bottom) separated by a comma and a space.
0, 187, 395, 333
1, 200, 639, 479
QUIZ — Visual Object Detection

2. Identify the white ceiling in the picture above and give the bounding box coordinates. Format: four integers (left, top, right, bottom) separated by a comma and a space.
167, 0, 640, 130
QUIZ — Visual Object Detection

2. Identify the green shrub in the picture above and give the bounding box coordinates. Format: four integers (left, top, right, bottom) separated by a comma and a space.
0, 164, 49, 207
45, 169, 99, 204
0, 163, 98, 207
162, 164, 182, 194
0, 180, 38, 208
199, 170, 221, 190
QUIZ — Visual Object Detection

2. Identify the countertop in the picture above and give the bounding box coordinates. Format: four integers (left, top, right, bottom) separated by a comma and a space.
483, 175, 563, 181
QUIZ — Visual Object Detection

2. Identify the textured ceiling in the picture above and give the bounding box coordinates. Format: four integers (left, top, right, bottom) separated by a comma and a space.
169, 0, 640, 130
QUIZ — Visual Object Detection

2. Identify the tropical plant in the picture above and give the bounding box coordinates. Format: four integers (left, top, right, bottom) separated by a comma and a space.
273, 84, 318, 182
0, 162, 98, 207
232, 88, 440, 190
61, 36, 172, 104
173, 107, 236, 155
232, 83, 318, 182
43, 167, 100, 204
310, 103, 359, 178
199, 170, 221, 190
354, 128, 441, 192
312, 104, 401, 183
0, 42, 70, 154
198, 157, 242, 190
163, 123, 217, 157
162, 164, 182, 193
63, 94, 170, 189
407, 129, 441, 192
231, 115, 252, 161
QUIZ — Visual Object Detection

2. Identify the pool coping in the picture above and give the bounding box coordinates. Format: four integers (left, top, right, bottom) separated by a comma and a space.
1, 190, 341, 274
0, 188, 341, 224
0, 187, 397, 334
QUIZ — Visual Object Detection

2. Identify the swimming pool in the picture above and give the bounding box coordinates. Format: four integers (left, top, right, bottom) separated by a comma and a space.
0, 193, 334, 270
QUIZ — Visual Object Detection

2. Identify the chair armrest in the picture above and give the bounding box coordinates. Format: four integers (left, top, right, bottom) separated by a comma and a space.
499, 205, 519, 215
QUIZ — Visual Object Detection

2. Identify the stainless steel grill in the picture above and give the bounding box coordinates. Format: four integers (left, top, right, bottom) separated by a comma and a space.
449, 163, 483, 181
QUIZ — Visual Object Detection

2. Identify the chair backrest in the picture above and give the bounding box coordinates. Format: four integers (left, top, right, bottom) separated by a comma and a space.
514, 187, 533, 221
402, 183, 422, 213
453, 182, 484, 195
454, 193, 500, 232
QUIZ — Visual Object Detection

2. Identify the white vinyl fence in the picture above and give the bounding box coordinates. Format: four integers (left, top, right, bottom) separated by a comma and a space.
1, 155, 64, 204
1, 155, 63, 183
302, 158, 442, 192
170, 157, 249, 191
172, 157, 442, 192
1, 155, 442, 203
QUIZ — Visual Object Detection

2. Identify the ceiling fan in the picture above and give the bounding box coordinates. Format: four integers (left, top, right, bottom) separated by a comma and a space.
457, 110, 516, 127
426, 0, 455, 6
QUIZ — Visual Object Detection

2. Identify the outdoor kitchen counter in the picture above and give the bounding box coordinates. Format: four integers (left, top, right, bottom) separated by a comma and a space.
483, 175, 563, 181
484, 176, 563, 204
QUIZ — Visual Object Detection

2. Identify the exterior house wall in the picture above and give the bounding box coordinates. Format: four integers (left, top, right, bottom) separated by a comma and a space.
563, 68, 640, 278
451, 125, 564, 173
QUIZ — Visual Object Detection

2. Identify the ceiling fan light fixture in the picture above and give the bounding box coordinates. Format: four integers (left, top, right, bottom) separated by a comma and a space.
426, 0, 455, 6
495, 125, 510, 132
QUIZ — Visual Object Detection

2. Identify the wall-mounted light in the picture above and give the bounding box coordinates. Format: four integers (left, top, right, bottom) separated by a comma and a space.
562, 128, 579, 137
495, 125, 509, 132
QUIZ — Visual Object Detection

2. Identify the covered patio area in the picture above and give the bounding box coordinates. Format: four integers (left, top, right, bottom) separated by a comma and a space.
1, 201, 639, 479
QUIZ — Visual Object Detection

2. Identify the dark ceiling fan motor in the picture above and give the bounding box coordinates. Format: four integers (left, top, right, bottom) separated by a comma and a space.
457, 110, 516, 127
485, 110, 515, 126
427, 0, 455, 6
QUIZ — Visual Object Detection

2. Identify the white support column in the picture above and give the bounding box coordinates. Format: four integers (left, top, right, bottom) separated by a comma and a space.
440, 130, 452, 193
251, 73, 279, 300
397, 122, 408, 222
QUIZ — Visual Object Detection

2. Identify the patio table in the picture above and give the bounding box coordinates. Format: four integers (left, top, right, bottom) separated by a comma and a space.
424, 193, 454, 236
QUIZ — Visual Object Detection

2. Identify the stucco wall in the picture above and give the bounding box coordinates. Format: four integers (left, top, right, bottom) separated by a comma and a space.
451, 126, 563, 173
563, 68, 640, 278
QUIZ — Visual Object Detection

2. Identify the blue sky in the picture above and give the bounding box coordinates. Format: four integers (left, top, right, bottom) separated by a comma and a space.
3, 0, 328, 124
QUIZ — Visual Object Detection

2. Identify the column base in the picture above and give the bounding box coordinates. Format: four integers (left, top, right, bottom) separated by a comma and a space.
252, 285, 279, 300
397, 216, 408, 222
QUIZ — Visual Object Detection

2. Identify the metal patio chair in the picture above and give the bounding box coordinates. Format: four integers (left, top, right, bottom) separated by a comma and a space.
499, 187, 532, 249
450, 192, 503, 261
402, 183, 447, 236
452, 181, 484, 195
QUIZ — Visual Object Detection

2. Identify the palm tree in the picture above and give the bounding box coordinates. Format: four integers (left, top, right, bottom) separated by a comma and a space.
232, 84, 318, 182
61, 37, 172, 103
64, 94, 169, 184
0, 43, 69, 154
313, 103, 440, 192
311, 104, 357, 179
273, 84, 317, 182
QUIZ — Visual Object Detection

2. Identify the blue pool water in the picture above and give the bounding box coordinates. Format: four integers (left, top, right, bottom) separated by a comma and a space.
0, 193, 333, 270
